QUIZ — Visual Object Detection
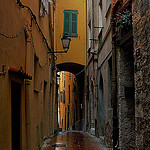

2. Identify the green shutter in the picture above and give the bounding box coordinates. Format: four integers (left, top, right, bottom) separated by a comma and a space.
63, 10, 78, 37
72, 13, 77, 35
64, 13, 70, 34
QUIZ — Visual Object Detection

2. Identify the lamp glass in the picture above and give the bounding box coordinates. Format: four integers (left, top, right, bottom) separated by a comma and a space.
61, 35, 71, 50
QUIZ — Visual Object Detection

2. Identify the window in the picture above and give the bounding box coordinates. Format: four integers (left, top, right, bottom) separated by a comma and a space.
106, 0, 111, 17
99, 2, 103, 33
106, 0, 111, 10
69, 85, 70, 103
63, 10, 78, 37
69, 73, 71, 79
88, 20, 91, 49
88, 25, 91, 48
68, 105, 70, 112
64, 72, 66, 87
60, 91, 65, 103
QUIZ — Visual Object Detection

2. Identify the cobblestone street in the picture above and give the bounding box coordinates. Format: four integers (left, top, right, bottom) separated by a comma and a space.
42, 131, 104, 150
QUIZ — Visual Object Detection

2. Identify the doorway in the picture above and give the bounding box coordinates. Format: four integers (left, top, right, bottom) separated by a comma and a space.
98, 74, 104, 136
11, 81, 21, 150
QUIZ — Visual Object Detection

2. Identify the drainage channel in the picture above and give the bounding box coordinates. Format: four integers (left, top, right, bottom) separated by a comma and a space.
52, 144, 67, 148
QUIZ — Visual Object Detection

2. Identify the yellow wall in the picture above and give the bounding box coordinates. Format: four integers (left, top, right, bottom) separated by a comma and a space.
59, 71, 77, 131
55, 0, 86, 67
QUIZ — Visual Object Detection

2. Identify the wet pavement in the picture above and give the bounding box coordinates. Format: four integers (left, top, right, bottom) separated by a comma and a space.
42, 131, 103, 150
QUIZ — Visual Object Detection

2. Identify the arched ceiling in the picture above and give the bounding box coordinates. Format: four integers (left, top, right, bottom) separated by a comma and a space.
56, 62, 85, 75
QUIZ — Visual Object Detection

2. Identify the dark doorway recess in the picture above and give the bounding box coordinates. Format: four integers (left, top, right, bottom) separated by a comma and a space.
11, 81, 21, 150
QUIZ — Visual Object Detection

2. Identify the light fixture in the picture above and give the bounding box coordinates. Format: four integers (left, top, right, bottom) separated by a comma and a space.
61, 34, 71, 50
48, 35, 71, 53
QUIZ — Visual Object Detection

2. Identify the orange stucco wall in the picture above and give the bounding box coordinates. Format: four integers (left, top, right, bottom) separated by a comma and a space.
0, 0, 57, 149
55, 0, 86, 67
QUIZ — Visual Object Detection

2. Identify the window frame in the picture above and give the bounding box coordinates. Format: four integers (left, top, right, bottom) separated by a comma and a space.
63, 10, 78, 37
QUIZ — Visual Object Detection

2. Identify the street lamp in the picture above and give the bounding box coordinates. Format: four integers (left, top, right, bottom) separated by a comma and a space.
61, 35, 71, 50
48, 35, 71, 53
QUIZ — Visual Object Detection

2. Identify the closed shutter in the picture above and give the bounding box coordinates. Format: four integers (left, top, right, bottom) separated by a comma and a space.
72, 13, 77, 34
63, 10, 78, 37
64, 13, 70, 34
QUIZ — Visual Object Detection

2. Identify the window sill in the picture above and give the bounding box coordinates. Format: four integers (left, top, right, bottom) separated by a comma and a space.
63, 33, 78, 37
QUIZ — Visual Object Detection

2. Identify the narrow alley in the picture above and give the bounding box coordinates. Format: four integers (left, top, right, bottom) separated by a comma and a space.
42, 131, 104, 150
0, 0, 149, 150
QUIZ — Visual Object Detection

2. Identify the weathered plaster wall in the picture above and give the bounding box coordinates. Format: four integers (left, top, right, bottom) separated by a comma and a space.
0, 0, 56, 149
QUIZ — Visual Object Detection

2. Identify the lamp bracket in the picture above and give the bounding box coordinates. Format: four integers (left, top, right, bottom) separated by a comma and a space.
48, 50, 68, 53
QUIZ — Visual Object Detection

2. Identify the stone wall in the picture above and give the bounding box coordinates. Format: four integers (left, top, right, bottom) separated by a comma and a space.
117, 46, 135, 149
132, 0, 150, 149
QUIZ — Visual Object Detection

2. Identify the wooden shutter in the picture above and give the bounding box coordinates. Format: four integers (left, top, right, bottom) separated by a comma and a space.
72, 13, 77, 35
64, 12, 70, 34
64, 10, 78, 37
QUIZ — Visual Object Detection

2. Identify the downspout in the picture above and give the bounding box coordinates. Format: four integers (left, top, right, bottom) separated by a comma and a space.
92, 0, 95, 129
52, 1, 56, 135
48, 62, 52, 135
51, 54, 57, 135
92, 0, 98, 135
53, 66, 57, 134
24, 26, 32, 150
92, 0, 95, 49
84, 0, 87, 132
111, 16, 119, 149
86, 0, 89, 131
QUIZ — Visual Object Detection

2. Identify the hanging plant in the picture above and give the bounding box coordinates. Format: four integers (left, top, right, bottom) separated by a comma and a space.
114, 9, 132, 35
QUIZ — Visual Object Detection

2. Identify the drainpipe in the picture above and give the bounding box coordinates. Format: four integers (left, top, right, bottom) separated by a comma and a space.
92, 0, 99, 136
24, 26, 32, 150
52, 57, 57, 135
111, 18, 119, 149
92, 0, 94, 49
92, 0, 95, 131
85, 0, 87, 132
48, 62, 52, 135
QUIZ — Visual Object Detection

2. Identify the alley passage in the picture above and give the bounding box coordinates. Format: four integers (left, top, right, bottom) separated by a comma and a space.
42, 131, 103, 150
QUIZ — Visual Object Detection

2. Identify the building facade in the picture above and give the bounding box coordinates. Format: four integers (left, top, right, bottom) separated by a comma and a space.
87, 0, 150, 149
0, 0, 58, 149
111, 0, 135, 149
111, 0, 150, 149
55, 0, 87, 130
58, 71, 77, 131
86, 0, 113, 148
55, 0, 87, 68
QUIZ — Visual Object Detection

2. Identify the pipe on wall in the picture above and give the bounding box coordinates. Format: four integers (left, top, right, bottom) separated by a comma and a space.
111, 19, 119, 149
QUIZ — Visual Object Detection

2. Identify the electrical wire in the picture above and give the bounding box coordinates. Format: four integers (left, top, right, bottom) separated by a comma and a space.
16, 0, 59, 68
57, 67, 85, 78
75, 68, 85, 76
17, 1, 52, 53
31, 33, 48, 68
0, 1, 61, 69
0, 24, 28, 38
17, 1, 59, 67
